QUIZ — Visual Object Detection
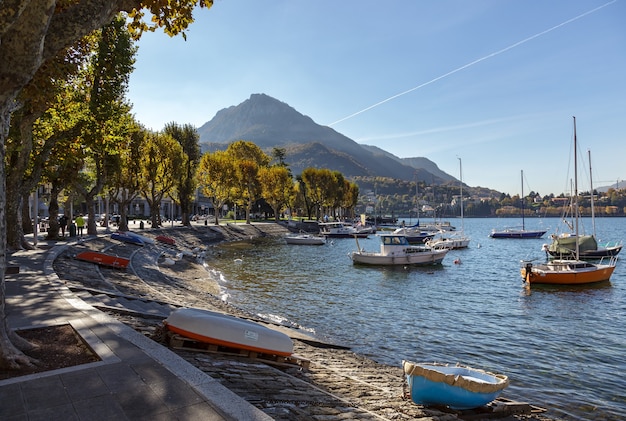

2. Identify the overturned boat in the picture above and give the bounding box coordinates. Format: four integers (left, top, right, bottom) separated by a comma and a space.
75, 251, 130, 269
164, 308, 293, 356
403, 361, 509, 410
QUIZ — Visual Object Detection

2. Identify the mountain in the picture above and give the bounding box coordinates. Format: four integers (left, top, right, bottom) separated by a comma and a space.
198, 93, 451, 184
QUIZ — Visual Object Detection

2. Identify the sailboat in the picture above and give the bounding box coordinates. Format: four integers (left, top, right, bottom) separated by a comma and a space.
427, 158, 470, 250
489, 170, 547, 238
546, 150, 622, 258
521, 117, 617, 285
393, 175, 435, 244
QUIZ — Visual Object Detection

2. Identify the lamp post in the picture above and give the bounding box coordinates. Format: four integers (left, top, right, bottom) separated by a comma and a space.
33, 187, 38, 246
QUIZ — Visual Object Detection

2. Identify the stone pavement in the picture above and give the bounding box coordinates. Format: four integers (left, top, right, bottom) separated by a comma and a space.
1, 237, 272, 421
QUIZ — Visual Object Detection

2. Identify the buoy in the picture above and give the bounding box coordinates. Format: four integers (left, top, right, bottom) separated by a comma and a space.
454, 258, 461, 265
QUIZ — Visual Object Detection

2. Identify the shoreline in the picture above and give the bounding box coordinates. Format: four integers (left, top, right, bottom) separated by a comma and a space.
52, 222, 554, 420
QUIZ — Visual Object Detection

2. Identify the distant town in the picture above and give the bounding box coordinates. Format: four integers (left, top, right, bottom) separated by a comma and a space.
354, 177, 626, 218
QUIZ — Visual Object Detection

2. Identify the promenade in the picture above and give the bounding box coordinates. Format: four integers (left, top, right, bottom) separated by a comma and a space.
1, 225, 270, 421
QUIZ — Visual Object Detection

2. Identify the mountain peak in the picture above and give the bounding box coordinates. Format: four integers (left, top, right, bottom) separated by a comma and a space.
197, 93, 452, 183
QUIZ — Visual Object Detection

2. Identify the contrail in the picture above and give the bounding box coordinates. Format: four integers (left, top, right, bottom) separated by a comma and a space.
328, 0, 616, 127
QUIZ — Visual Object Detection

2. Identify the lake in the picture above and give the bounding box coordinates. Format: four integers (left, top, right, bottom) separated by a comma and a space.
203, 217, 625, 420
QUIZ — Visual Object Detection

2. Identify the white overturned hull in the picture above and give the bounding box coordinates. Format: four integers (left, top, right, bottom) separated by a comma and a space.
165, 308, 293, 356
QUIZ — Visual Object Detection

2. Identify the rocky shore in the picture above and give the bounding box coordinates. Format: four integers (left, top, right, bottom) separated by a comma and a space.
53, 222, 554, 421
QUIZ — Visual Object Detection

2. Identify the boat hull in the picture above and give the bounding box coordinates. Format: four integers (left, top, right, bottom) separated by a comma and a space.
111, 232, 144, 245
156, 235, 176, 245
520, 259, 616, 285
350, 249, 447, 266
428, 237, 470, 250
164, 308, 293, 356
403, 361, 509, 410
490, 229, 547, 239
75, 251, 130, 269
284, 234, 325, 245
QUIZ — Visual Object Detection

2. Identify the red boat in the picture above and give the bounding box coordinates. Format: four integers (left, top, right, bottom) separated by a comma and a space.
75, 251, 130, 269
156, 235, 175, 245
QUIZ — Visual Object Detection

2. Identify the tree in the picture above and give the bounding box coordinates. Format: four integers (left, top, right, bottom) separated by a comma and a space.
5, 35, 94, 249
164, 123, 201, 226
105, 119, 144, 232
259, 166, 294, 221
0, 0, 214, 371
73, 15, 136, 236
196, 150, 236, 225
139, 131, 185, 227
226, 141, 270, 224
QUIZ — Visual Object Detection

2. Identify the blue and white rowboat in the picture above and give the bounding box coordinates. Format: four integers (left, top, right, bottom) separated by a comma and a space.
403, 361, 509, 410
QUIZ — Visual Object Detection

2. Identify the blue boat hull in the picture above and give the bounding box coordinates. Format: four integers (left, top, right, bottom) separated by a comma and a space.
111, 232, 144, 245
490, 230, 547, 239
403, 361, 508, 410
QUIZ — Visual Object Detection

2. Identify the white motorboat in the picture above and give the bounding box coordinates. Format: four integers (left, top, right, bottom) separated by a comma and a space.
350, 233, 448, 266
319, 222, 370, 238
284, 233, 326, 245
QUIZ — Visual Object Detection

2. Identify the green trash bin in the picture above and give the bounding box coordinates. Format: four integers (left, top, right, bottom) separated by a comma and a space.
69, 223, 76, 237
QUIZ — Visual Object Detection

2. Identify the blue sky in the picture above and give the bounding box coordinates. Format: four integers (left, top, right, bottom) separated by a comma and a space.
127, 0, 625, 197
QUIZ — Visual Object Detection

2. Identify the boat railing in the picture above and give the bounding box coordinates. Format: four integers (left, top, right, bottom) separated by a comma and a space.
599, 240, 623, 248
599, 255, 618, 267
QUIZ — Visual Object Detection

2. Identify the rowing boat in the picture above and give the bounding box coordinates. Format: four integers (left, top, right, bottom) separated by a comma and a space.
403, 361, 509, 409
111, 231, 144, 245
164, 308, 294, 356
75, 251, 130, 269
156, 235, 176, 245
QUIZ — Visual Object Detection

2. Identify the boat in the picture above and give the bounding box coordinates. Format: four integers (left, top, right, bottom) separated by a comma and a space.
284, 233, 326, 245
545, 150, 622, 258
319, 221, 370, 238
392, 180, 436, 244
111, 231, 144, 246
490, 170, 547, 239
156, 235, 176, 245
75, 251, 130, 269
426, 158, 470, 250
402, 361, 509, 410
164, 308, 294, 356
285, 219, 320, 233
349, 233, 448, 266
426, 231, 470, 250
393, 226, 435, 244
521, 117, 617, 285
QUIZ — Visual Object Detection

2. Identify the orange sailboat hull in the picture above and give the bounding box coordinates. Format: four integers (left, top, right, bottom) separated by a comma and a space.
520, 260, 615, 285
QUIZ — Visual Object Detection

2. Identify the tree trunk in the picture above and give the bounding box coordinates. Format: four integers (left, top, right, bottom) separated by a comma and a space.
0, 103, 36, 369
85, 195, 98, 235
45, 185, 61, 240
20, 193, 32, 234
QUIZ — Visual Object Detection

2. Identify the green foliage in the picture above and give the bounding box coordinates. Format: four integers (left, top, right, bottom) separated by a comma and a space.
164, 122, 200, 225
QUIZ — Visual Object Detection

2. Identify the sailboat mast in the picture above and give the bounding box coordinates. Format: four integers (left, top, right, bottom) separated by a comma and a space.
573, 116, 580, 259
589, 149, 596, 237
459, 158, 464, 232
521, 170, 525, 230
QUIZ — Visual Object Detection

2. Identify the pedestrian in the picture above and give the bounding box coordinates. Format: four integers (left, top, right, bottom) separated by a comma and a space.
58, 214, 68, 237
75, 214, 85, 236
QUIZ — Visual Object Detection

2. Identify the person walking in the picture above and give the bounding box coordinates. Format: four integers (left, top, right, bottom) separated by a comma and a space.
75, 214, 85, 236
58, 214, 68, 237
